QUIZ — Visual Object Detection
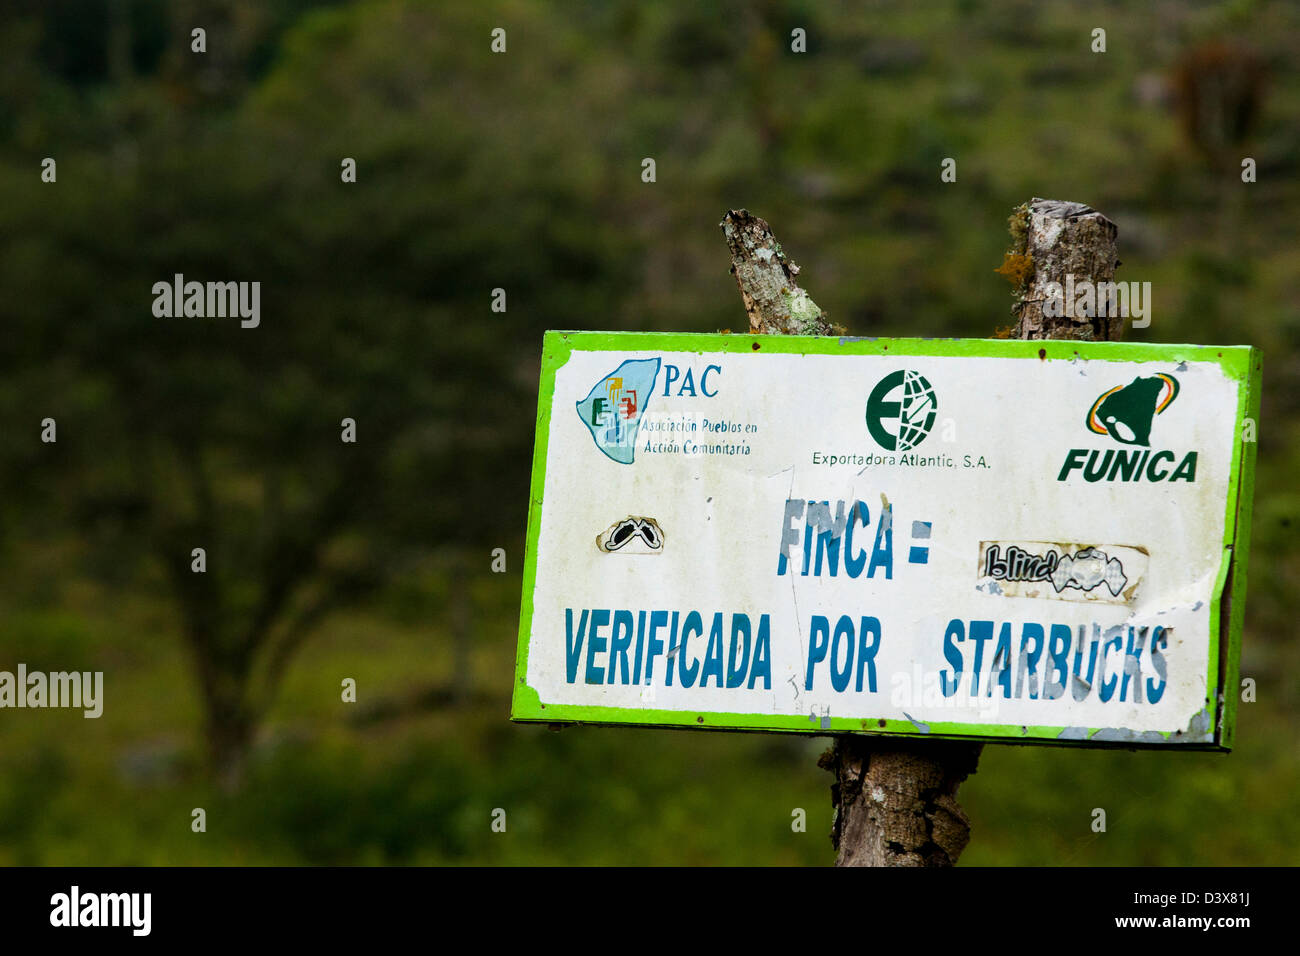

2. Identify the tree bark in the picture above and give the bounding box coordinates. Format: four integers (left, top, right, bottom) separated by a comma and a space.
819, 739, 981, 866
1008, 198, 1122, 342
720, 199, 1121, 866
721, 210, 832, 336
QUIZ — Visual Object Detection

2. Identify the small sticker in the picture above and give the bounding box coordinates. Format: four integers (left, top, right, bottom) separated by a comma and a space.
977, 540, 1147, 604
597, 516, 665, 554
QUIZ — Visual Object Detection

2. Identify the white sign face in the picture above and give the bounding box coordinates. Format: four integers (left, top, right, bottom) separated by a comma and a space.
512, 333, 1259, 749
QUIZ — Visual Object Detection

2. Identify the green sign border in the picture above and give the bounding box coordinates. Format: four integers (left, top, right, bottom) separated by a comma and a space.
511, 332, 1262, 751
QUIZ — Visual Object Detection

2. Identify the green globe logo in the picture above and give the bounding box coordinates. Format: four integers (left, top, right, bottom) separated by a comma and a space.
866, 369, 937, 451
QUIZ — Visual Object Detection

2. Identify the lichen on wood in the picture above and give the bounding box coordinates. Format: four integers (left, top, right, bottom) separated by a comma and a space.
720, 209, 835, 336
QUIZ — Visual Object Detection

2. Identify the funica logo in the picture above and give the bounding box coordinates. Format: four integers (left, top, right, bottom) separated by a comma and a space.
866, 370, 937, 451
50, 886, 151, 936
1058, 373, 1197, 483
1086, 373, 1179, 446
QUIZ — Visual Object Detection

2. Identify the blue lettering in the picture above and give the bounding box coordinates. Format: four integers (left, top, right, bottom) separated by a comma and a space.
806, 615, 831, 690
1070, 625, 1100, 701
1042, 624, 1071, 700
868, 504, 893, 579
1146, 626, 1168, 703
632, 610, 647, 684
968, 620, 993, 696
564, 608, 589, 684
749, 616, 772, 690
812, 501, 845, 577
1098, 626, 1124, 702
856, 617, 881, 692
700, 613, 725, 687
585, 609, 610, 684
940, 619, 964, 697
725, 615, 752, 689
830, 616, 854, 693
1017, 623, 1044, 699
844, 501, 869, 578
678, 611, 702, 688
1121, 626, 1147, 703
664, 611, 680, 687
777, 499, 805, 576
989, 622, 1013, 698
608, 610, 634, 684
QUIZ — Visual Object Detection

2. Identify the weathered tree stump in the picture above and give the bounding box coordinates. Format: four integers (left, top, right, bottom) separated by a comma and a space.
721, 210, 832, 336
1006, 198, 1122, 342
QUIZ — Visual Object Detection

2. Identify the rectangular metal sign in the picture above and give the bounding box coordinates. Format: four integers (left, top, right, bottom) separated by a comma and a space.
512, 332, 1260, 749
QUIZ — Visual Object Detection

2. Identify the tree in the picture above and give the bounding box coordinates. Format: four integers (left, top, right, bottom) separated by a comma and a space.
0, 1, 635, 786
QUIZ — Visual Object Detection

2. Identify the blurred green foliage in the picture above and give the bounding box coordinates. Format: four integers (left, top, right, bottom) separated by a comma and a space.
0, 0, 1297, 864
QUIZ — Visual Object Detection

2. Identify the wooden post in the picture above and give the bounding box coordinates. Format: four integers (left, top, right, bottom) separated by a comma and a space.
720, 198, 1120, 866
1005, 199, 1122, 342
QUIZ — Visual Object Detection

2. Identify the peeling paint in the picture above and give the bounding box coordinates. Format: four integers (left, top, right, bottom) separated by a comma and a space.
1057, 706, 1215, 744
807, 500, 848, 540
902, 712, 931, 733
1169, 707, 1213, 741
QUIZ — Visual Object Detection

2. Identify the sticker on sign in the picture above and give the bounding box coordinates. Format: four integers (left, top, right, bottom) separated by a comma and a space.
512, 332, 1260, 749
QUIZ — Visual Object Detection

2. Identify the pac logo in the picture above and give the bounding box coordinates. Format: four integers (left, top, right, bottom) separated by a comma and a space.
1086, 373, 1179, 446
576, 358, 661, 464
865, 370, 937, 451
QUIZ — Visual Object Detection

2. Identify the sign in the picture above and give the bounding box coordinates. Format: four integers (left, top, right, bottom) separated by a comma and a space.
512, 332, 1260, 749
